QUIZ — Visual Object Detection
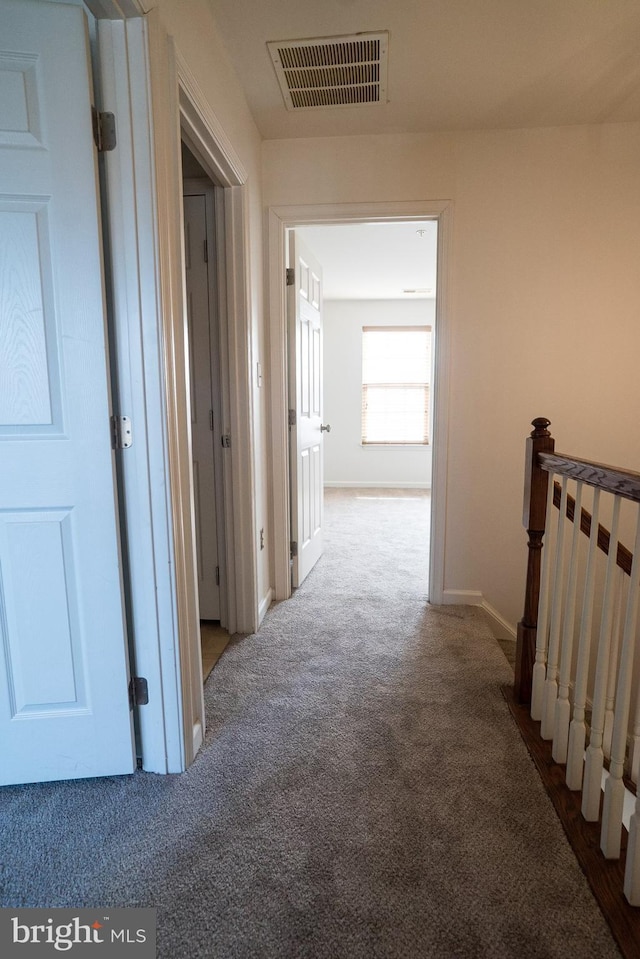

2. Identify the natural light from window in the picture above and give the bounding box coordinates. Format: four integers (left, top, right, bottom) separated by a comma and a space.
361, 326, 431, 445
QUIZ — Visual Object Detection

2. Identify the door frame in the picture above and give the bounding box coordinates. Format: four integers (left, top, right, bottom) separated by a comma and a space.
268, 202, 452, 604
182, 179, 229, 630
175, 43, 259, 638
96, 5, 258, 773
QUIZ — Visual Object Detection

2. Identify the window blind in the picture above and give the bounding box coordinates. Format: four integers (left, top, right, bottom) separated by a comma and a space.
361, 326, 431, 445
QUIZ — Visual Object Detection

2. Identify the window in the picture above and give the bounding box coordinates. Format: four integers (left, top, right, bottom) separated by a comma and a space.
361, 326, 431, 445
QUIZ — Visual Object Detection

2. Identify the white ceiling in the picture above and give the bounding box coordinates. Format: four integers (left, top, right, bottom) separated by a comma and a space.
207, 0, 640, 140
295, 221, 438, 300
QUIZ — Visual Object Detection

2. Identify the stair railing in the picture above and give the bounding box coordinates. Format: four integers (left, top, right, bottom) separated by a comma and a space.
515, 418, 640, 905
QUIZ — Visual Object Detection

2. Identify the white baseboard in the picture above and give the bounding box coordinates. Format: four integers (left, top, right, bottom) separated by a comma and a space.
481, 600, 517, 640
258, 588, 273, 625
441, 590, 517, 640
441, 588, 483, 606
324, 480, 431, 489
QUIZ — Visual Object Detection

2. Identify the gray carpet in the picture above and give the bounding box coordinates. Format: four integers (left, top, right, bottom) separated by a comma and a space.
0, 488, 621, 958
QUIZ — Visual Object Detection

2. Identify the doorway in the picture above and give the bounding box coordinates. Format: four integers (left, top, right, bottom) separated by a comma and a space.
292, 220, 436, 594
181, 142, 230, 682
269, 202, 451, 607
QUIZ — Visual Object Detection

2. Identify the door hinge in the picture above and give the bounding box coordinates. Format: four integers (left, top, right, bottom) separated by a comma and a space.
92, 107, 117, 152
129, 676, 149, 710
221, 434, 231, 448
111, 414, 132, 450
286, 267, 295, 286
215, 566, 220, 586
204, 239, 208, 263
288, 408, 296, 428
209, 409, 214, 431
290, 540, 298, 558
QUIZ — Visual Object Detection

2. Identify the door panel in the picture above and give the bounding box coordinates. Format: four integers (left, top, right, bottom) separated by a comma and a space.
183, 192, 220, 620
289, 232, 324, 587
0, 0, 135, 784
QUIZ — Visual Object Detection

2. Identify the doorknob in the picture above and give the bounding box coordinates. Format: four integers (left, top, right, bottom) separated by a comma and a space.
320, 424, 331, 433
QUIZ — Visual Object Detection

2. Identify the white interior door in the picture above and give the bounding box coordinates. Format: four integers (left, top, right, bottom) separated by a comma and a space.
288, 232, 325, 587
183, 192, 220, 620
0, 0, 135, 784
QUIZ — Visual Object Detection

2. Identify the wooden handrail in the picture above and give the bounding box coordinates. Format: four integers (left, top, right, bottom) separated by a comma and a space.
514, 421, 640, 924
515, 420, 639, 705
552, 480, 633, 576
539, 452, 640, 505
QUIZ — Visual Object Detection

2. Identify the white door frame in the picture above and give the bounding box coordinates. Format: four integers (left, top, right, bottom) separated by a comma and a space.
175, 46, 259, 639
268, 202, 452, 604
182, 179, 229, 630
95, 4, 258, 773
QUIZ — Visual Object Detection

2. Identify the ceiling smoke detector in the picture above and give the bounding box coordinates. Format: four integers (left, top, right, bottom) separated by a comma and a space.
267, 32, 389, 111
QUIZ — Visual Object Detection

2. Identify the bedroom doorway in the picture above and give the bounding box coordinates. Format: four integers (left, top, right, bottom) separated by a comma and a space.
181, 142, 230, 681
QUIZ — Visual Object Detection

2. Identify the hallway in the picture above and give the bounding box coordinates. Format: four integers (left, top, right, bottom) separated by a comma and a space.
0, 490, 619, 957
319, 487, 430, 595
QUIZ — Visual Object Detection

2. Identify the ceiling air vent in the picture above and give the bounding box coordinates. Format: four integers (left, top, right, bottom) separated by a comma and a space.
267, 33, 389, 111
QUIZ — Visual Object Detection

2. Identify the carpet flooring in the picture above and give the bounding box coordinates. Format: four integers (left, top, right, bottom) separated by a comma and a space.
0, 488, 622, 957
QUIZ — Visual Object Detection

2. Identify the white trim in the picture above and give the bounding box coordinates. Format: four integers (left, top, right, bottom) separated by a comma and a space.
428, 205, 453, 605
212, 185, 240, 635
268, 209, 292, 601
85, 0, 145, 19
442, 590, 518, 641
441, 589, 484, 605
359, 445, 433, 451
97, 17, 185, 773
145, 14, 205, 770
481, 600, 517, 640
192, 719, 204, 759
142, 14, 260, 770
259, 588, 274, 625
324, 481, 430, 489
176, 49, 258, 638
268, 201, 452, 606
182, 180, 230, 631
176, 52, 247, 187
222, 185, 259, 634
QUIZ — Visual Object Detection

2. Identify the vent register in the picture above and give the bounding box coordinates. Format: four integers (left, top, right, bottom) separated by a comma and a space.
267, 33, 388, 110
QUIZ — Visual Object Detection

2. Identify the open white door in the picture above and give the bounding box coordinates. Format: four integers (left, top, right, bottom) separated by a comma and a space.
288, 232, 326, 587
0, 0, 135, 784
183, 191, 221, 621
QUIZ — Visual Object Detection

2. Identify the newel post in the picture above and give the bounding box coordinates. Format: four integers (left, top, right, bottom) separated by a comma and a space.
514, 418, 555, 704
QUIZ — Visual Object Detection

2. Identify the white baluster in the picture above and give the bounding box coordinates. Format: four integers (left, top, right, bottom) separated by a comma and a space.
531, 476, 556, 721
553, 481, 583, 764
601, 509, 640, 859
603, 567, 624, 760
630, 707, 640, 785
629, 598, 640, 784
582, 496, 622, 821
541, 477, 569, 740
625, 577, 640, 902
566, 489, 601, 790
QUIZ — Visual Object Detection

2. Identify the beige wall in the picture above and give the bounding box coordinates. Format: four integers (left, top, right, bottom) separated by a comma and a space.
142, 0, 272, 609
263, 124, 640, 626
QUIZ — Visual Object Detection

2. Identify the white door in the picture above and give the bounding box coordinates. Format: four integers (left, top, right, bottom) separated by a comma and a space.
0, 0, 135, 784
183, 192, 220, 620
288, 232, 326, 586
